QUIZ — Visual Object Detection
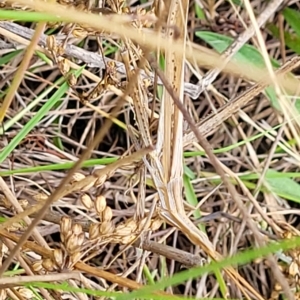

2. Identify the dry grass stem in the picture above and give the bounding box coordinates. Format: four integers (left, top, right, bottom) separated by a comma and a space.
1, 0, 300, 299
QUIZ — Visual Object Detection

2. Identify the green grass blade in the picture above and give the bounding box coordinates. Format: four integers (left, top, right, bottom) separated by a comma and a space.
115, 237, 300, 300
267, 24, 300, 55
265, 169, 300, 203
283, 7, 300, 36
0, 158, 117, 176
195, 31, 279, 68
0, 68, 83, 164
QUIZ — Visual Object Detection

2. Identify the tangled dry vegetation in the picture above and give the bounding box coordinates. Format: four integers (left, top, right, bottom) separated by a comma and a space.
1, 0, 300, 299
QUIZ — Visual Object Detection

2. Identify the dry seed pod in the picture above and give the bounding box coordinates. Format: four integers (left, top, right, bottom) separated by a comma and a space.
124, 219, 137, 233
115, 223, 134, 236
89, 223, 100, 240
63, 251, 81, 270
0, 196, 11, 208
115, 222, 137, 236
71, 223, 83, 235
289, 261, 299, 277
137, 217, 148, 231
73, 28, 89, 38
71, 172, 86, 183
32, 260, 43, 272
253, 257, 263, 264
94, 174, 107, 187
274, 282, 282, 291
60, 216, 72, 233
70, 251, 81, 265
58, 58, 70, 75
42, 258, 56, 272
60, 217, 72, 242
33, 193, 48, 202
67, 73, 77, 87
46, 35, 57, 52
16, 287, 34, 299
282, 231, 293, 239
102, 206, 112, 222
7, 222, 23, 232
99, 221, 114, 235
56, 44, 66, 57
120, 234, 135, 245
65, 236, 81, 254
81, 178, 97, 191
53, 249, 64, 267
76, 232, 85, 247
95, 195, 106, 214
143, 78, 152, 89
65, 232, 85, 254
150, 218, 162, 231
80, 193, 93, 210
19, 199, 28, 209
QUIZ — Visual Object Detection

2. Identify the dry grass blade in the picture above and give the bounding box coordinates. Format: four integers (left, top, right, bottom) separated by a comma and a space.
148, 1, 271, 299
3, 1, 300, 95
2, 1, 300, 299
0, 22, 46, 123
183, 56, 300, 146
152, 58, 298, 299
193, 0, 285, 98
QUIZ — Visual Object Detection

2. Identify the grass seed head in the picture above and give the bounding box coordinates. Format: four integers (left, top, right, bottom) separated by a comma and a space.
81, 178, 97, 191
124, 219, 138, 232
60, 216, 72, 242
89, 223, 100, 240
76, 232, 85, 247
94, 174, 108, 187
150, 218, 162, 231
42, 258, 56, 272
32, 260, 43, 272
119, 234, 135, 245
65, 233, 85, 254
274, 282, 282, 291
70, 251, 82, 266
115, 222, 136, 236
71, 172, 86, 183
67, 73, 78, 87
80, 193, 94, 210
100, 221, 114, 235
53, 249, 64, 267
95, 195, 107, 214
46, 35, 57, 54
19, 199, 28, 209
72, 223, 83, 235
102, 206, 113, 222
289, 261, 299, 278
137, 217, 148, 231
33, 193, 48, 202
7, 223, 24, 232
58, 58, 71, 75
16, 287, 35, 299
